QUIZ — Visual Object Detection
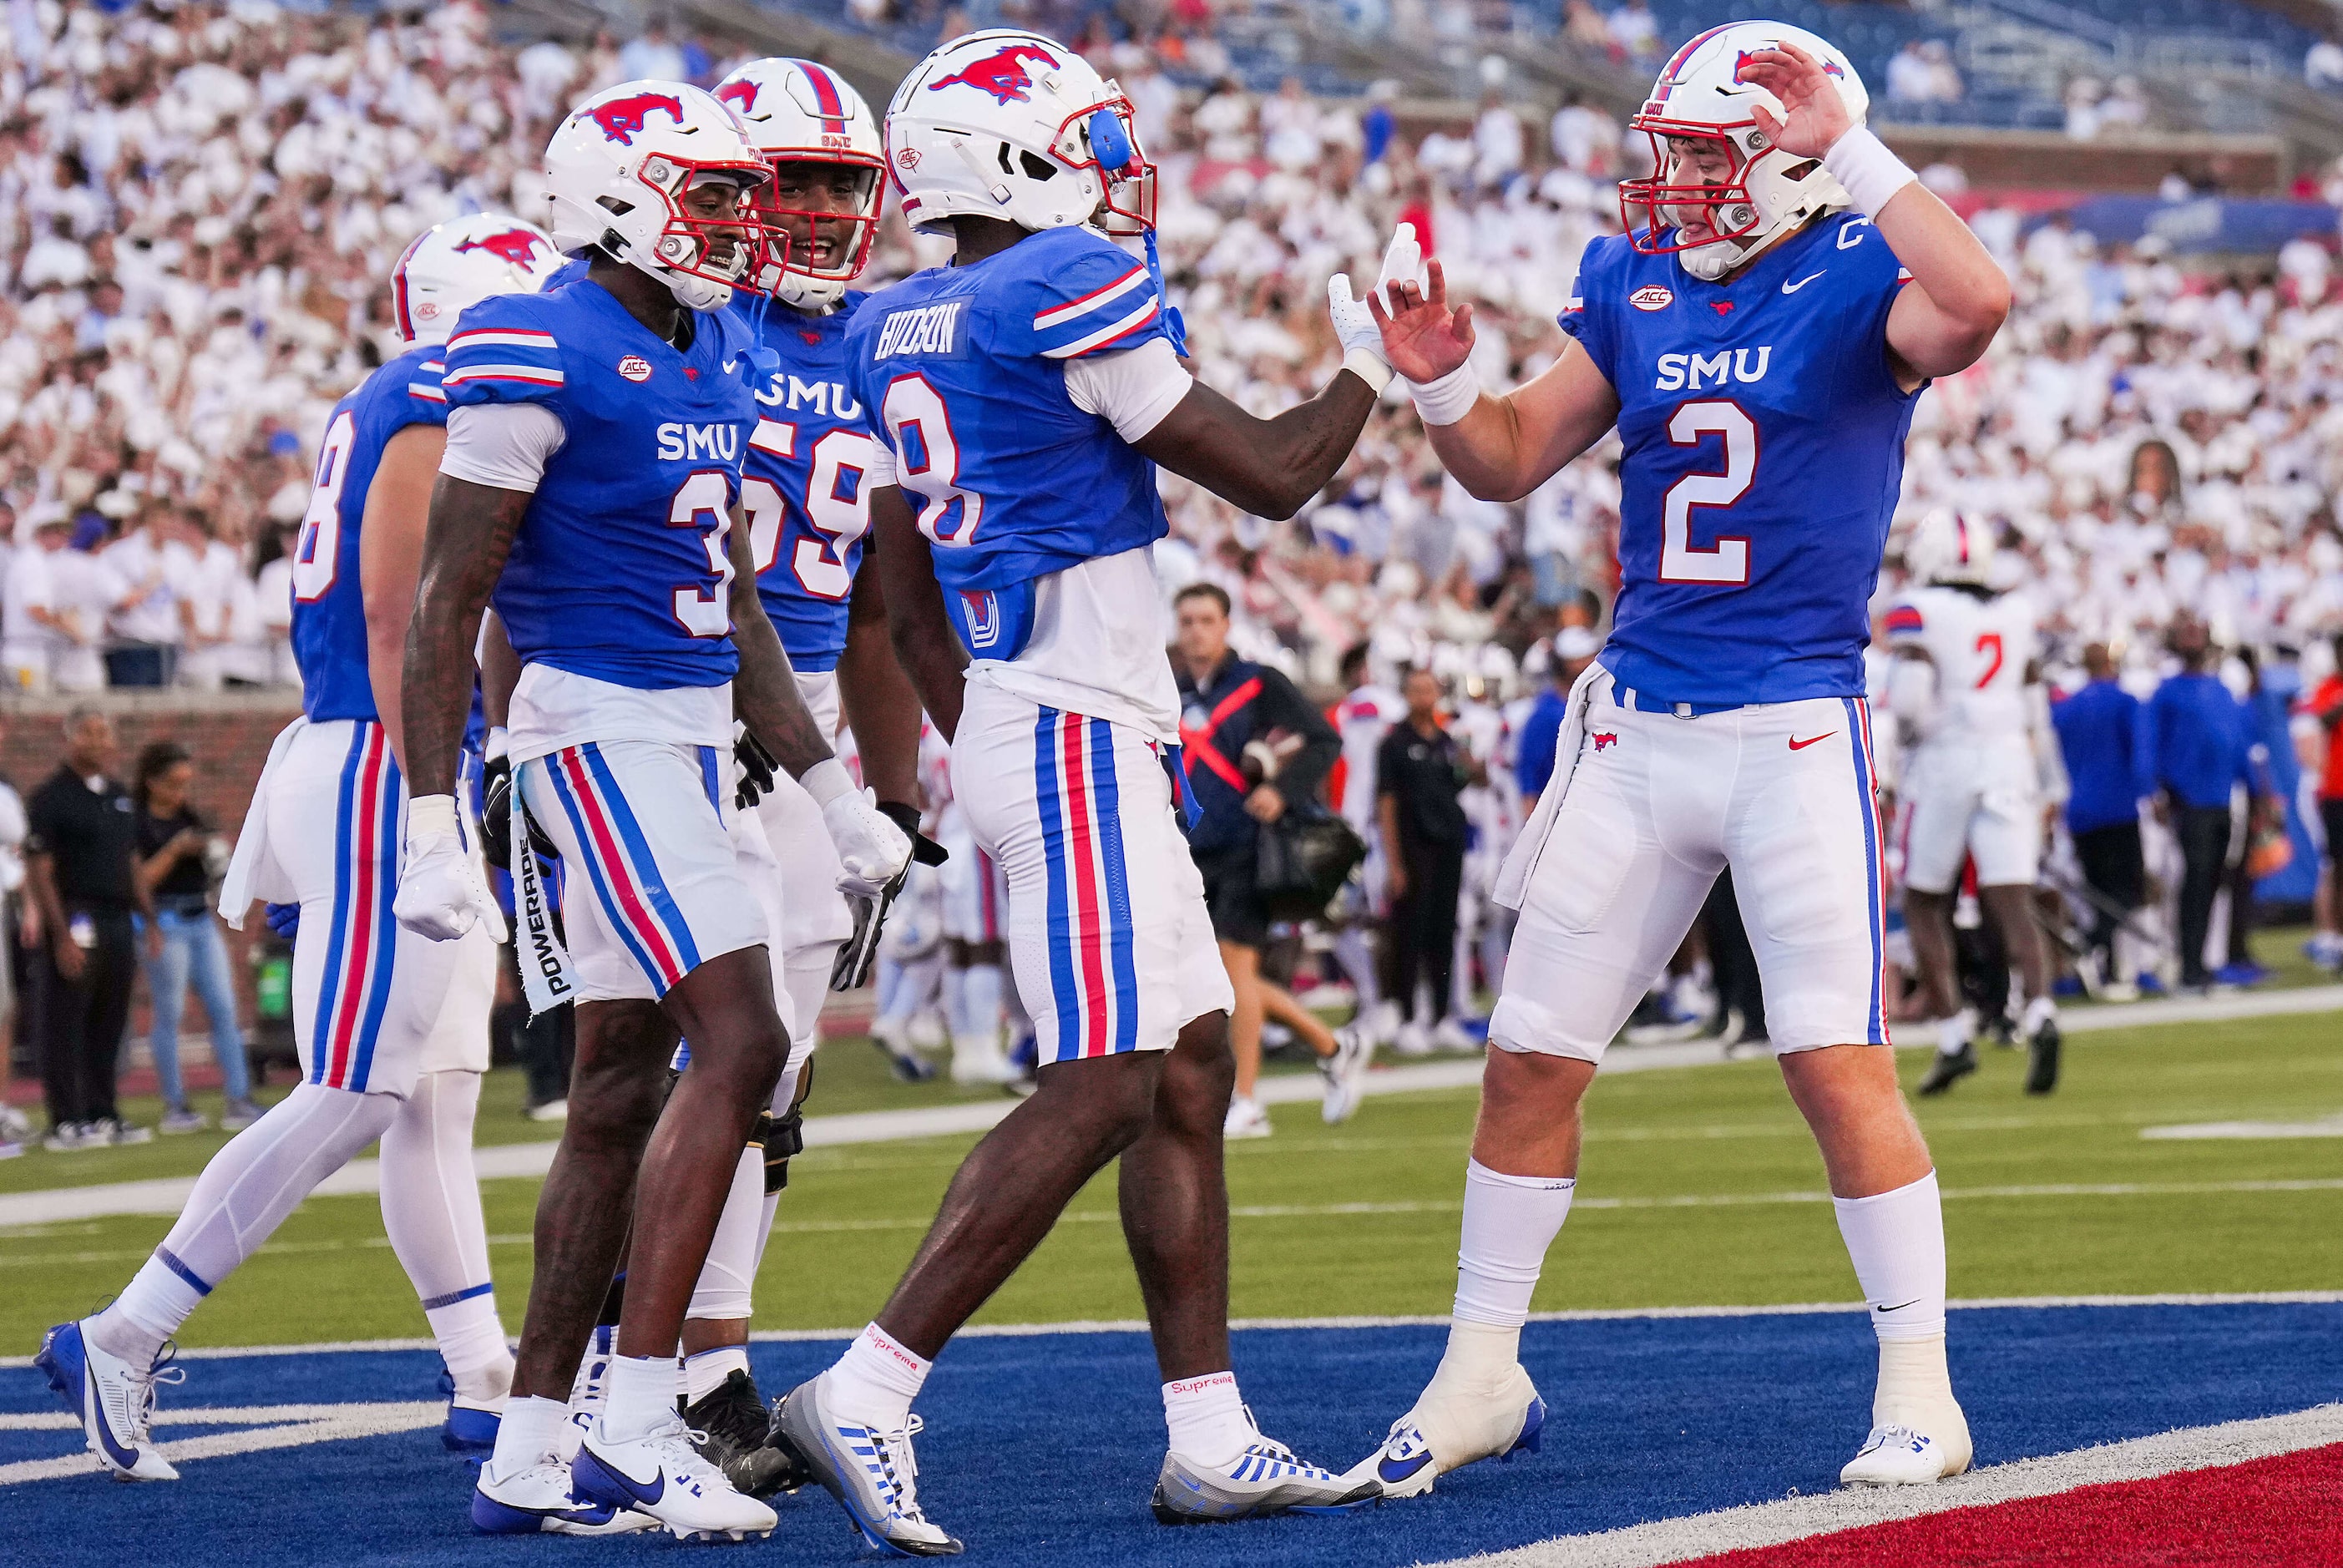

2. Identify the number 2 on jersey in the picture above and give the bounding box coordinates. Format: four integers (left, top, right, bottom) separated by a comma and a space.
1659, 401, 1756, 585
1974, 631, 2003, 688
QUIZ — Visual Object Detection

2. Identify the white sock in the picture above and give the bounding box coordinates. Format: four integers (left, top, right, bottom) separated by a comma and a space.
957, 962, 1002, 1051
488, 1393, 569, 1480
1162, 1370, 1258, 1467
825, 1323, 931, 1431
682, 1345, 751, 1404
94, 1082, 397, 1363
1453, 1159, 1576, 1328
1936, 1009, 1973, 1056
2021, 993, 2057, 1032
602, 1353, 680, 1441
940, 967, 966, 1042
1832, 1171, 1947, 1341
687, 1146, 767, 1323
379, 1071, 511, 1398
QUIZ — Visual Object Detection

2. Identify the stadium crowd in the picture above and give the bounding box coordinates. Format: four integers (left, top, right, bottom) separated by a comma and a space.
0, 2, 2336, 1076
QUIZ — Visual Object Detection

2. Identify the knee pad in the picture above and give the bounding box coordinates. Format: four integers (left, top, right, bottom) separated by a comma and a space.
751, 1104, 804, 1194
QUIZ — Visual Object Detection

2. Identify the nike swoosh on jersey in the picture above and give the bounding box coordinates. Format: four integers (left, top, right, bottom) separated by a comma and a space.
1782, 272, 1826, 294
1788, 732, 1836, 751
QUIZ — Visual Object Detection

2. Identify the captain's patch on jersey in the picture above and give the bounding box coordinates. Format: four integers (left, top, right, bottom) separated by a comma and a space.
1629, 284, 1673, 311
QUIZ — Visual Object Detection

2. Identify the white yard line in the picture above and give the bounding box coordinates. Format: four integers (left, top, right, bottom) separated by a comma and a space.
3, 984, 2335, 1231
1419, 1404, 2343, 1568
0, 1399, 442, 1486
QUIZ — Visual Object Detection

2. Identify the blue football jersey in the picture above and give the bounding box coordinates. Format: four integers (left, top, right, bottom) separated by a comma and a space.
1562, 213, 1920, 706
843, 226, 1172, 656
440, 280, 760, 690
289, 342, 450, 724
738, 291, 878, 673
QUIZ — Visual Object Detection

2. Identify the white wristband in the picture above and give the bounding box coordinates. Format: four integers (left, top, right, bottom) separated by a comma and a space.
1822, 125, 1916, 220
1408, 359, 1483, 427
1340, 345, 1394, 396
800, 756, 855, 809
406, 793, 461, 841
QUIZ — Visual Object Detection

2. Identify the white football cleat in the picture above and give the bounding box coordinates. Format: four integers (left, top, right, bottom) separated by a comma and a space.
1318, 1025, 1374, 1125
572, 1413, 778, 1541
1152, 1434, 1379, 1523
1223, 1096, 1273, 1141
558, 1323, 613, 1462
772, 1375, 963, 1556
471, 1457, 658, 1535
36, 1320, 183, 1481
1840, 1402, 1971, 1487
1358, 1361, 1544, 1498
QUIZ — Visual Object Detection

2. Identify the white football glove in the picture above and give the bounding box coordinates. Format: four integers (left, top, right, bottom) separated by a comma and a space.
803, 759, 913, 900
393, 794, 507, 943
1327, 223, 1425, 390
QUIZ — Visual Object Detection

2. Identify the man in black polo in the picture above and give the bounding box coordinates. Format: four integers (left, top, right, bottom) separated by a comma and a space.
1377, 665, 1482, 1053
1172, 583, 1369, 1140
26, 706, 154, 1149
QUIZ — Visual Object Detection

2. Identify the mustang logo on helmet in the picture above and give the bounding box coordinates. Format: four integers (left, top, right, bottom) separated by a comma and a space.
929, 43, 1061, 105
586, 92, 686, 145
716, 79, 757, 114
453, 230, 549, 267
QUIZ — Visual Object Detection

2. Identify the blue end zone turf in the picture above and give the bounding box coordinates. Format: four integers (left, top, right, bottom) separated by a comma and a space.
4, 1302, 2338, 1566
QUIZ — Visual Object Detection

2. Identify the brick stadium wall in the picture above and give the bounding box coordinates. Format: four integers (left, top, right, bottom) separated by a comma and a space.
2, 692, 304, 1094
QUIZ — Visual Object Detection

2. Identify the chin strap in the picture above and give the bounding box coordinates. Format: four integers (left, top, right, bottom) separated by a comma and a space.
1144, 226, 1187, 358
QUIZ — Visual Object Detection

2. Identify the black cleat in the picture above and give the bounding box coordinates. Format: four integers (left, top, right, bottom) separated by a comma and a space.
2025, 1019, 2061, 1095
1915, 1043, 1976, 1097
681, 1368, 808, 1500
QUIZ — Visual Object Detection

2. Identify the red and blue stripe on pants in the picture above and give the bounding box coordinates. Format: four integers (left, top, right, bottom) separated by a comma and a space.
311, 723, 400, 1091
540, 741, 711, 996
1034, 708, 1139, 1059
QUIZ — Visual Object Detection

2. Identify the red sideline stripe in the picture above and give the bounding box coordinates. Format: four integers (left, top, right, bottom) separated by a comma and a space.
1679, 1443, 2343, 1568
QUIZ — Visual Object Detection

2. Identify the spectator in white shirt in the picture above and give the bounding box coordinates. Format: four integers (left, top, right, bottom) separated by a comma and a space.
616, 18, 686, 83
102, 505, 190, 687
2, 512, 86, 692
175, 507, 246, 690
1472, 93, 1525, 189
253, 521, 301, 687
1606, 0, 1660, 68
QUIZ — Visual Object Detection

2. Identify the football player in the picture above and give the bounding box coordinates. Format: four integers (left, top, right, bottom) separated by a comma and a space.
1885, 509, 2063, 1097
1358, 24, 2008, 1491
655, 53, 946, 1490
34, 215, 564, 1484
768, 29, 1401, 1552
393, 83, 908, 1541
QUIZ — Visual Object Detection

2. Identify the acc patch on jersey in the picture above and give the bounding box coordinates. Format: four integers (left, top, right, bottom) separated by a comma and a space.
1630, 285, 1673, 311
617, 355, 652, 382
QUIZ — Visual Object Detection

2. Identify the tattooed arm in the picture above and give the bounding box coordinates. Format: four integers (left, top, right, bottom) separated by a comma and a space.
726, 510, 837, 778
402, 475, 529, 798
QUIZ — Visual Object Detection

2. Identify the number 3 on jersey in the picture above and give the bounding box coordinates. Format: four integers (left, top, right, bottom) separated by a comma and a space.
1659, 401, 1757, 585
667, 470, 736, 638
741, 423, 878, 601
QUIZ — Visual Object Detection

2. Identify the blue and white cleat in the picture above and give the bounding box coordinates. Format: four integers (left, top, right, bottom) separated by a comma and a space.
1839, 1399, 1971, 1487
772, 1375, 963, 1556
1151, 1434, 1379, 1524
559, 1323, 614, 1463
572, 1413, 777, 1542
438, 1366, 501, 1459
472, 1456, 658, 1535
1354, 1363, 1544, 1500
35, 1320, 183, 1482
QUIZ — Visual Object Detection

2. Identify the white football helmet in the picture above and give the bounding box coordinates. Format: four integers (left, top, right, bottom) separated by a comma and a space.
390, 213, 565, 346
542, 79, 778, 311
1618, 22, 1865, 281
883, 29, 1152, 239
716, 58, 883, 310
1905, 508, 1996, 587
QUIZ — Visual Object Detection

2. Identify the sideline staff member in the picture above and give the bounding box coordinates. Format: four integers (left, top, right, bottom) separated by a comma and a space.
1377, 667, 1482, 1052
26, 707, 154, 1149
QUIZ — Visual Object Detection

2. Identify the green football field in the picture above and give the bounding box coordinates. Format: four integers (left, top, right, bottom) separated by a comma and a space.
3, 999, 2338, 1353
